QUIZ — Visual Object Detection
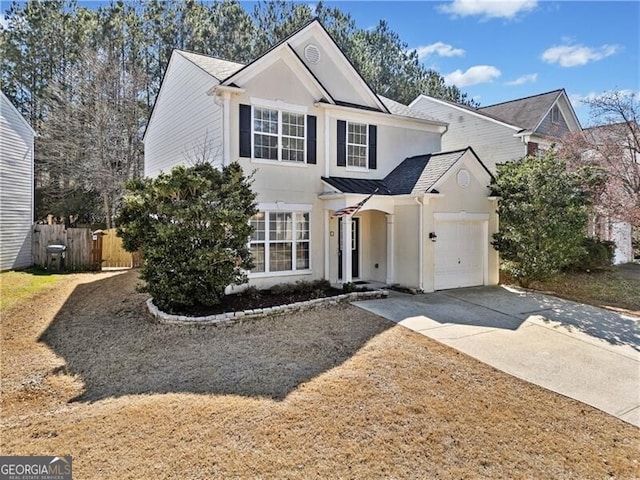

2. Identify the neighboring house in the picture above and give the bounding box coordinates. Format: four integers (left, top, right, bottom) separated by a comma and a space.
582, 123, 637, 264
144, 19, 499, 292
409, 89, 582, 172
0, 91, 35, 271
411, 90, 639, 264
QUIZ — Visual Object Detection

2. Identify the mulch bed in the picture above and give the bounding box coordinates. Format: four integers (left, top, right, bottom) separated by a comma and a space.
174, 286, 348, 316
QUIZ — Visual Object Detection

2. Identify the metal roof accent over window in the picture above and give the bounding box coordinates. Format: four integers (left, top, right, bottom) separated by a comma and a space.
304, 44, 321, 64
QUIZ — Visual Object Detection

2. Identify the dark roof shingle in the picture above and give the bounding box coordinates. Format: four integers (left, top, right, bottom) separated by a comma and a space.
322, 148, 470, 196
478, 89, 563, 131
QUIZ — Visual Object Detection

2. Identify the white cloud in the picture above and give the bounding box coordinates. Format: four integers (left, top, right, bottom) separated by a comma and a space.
570, 89, 638, 108
541, 43, 620, 67
439, 0, 538, 20
505, 73, 538, 86
0, 15, 8, 30
444, 65, 501, 87
415, 42, 465, 60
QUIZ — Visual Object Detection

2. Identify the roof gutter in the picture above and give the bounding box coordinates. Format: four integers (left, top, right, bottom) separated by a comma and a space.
314, 102, 448, 132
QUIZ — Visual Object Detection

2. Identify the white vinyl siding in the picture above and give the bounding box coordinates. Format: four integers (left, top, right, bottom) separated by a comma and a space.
410, 97, 524, 173
144, 52, 223, 178
0, 92, 34, 271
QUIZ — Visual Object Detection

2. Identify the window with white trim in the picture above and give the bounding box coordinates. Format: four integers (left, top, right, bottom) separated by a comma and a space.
551, 105, 561, 124
249, 211, 310, 273
253, 107, 305, 162
347, 122, 368, 168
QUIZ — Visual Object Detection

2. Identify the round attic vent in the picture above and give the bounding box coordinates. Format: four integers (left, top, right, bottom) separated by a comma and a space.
457, 169, 470, 188
304, 44, 321, 64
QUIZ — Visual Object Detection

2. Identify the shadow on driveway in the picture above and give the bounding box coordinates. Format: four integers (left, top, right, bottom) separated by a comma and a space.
39, 271, 391, 402
440, 286, 639, 351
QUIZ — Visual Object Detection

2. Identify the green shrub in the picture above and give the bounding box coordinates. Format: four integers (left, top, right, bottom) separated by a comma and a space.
566, 237, 615, 272
116, 162, 257, 312
491, 152, 590, 287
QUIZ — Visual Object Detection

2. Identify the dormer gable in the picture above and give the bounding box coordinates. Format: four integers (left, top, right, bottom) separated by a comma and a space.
221, 19, 388, 113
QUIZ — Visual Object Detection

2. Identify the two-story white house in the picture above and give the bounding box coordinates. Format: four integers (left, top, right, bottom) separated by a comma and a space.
144, 20, 499, 292
410, 89, 582, 173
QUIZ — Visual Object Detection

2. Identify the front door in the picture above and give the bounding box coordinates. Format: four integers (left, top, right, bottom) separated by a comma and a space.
338, 217, 359, 279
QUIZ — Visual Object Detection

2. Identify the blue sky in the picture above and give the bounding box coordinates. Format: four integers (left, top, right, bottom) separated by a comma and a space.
319, 1, 639, 126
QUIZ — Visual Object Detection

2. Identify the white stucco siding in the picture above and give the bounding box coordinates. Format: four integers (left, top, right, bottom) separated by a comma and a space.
326, 115, 442, 178
411, 97, 525, 173
229, 59, 326, 200
393, 204, 420, 288
289, 31, 381, 110
357, 210, 387, 283
422, 154, 499, 291
1, 93, 34, 271
144, 53, 223, 178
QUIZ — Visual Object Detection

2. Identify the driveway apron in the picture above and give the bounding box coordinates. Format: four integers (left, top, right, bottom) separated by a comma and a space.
353, 286, 640, 427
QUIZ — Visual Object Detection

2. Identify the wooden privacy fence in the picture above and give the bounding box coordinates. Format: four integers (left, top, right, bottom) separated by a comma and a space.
32, 225, 140, 271
99, 228, 141, 268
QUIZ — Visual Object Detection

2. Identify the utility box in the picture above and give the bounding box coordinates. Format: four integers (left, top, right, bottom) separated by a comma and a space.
46, 244, 67, 272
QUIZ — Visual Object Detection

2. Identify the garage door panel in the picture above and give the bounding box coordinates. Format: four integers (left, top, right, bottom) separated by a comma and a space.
434, 220, 485, 290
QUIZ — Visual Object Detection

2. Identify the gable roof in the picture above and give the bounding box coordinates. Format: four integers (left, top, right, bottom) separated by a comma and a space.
176, 50, 244, 81
1, 91, 36, 136
379, 95, 442, 123
322, 148, 489, 196
384, 149, 468, 194
478, 89, 564, 131
409, 94, 522, 131
221, 18, 389, 113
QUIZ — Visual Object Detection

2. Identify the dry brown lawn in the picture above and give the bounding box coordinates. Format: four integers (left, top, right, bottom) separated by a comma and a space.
1, 270, 639, 479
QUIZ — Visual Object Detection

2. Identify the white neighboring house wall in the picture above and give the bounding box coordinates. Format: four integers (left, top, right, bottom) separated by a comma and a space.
0, 91, 35, 271
611, 222, 634, 264
144, 51, 224, 178
409, 96, 525, 173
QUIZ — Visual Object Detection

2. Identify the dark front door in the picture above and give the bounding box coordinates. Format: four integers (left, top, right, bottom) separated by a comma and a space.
338, 217, 359, 279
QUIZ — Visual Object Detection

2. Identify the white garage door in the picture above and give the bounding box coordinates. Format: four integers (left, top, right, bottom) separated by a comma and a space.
434, 221, 485, 290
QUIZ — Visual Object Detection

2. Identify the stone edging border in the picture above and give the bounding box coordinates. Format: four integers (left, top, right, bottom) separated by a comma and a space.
147, 290, 389, 326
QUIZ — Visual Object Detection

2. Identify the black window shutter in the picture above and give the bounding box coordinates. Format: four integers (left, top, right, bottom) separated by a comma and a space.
337, 120, 346, 167
306, 115, 317, 164
239, 104, 251, 158
368, 124, 377, 170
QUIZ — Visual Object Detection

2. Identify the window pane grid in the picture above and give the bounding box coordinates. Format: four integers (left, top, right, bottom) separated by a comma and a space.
253, 107, 306, 162
347, 122, 367, 168
249, 211, 310, 274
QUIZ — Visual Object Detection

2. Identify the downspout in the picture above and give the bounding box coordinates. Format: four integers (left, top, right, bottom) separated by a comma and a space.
414, 196, 424, 292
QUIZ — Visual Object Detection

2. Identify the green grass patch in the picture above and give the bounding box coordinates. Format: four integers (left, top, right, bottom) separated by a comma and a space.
0, 269, 64, 312
505, 268, 640, 313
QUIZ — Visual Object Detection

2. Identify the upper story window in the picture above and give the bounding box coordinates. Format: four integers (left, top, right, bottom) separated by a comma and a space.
240, 102, 317, 165
347, 122, 368, 168
551, 105, 561, 124
337, 120, 377, 170
254, 107, 305, 162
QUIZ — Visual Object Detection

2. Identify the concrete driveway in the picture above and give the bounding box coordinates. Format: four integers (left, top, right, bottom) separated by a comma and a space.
353, 286, 640, 427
